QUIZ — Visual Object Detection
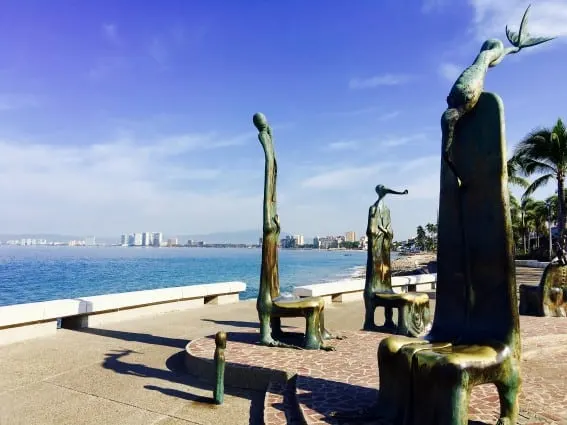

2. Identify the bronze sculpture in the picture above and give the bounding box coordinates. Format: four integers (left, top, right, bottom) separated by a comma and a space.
363, 185, 431, 337
332, 6, 553, 424
519, 241, 567, 317
213, 331, 226, 405
443, 5, 555, 188
254, 112, 335, 350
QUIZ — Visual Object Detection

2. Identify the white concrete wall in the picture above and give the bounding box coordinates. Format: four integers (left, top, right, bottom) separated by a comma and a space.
0, 281, 246, 346
293, 274, 437, 303
515, 259, 549, 269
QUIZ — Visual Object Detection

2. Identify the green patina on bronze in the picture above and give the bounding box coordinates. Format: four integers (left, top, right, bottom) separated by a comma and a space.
519, 261, 567, 317
213, 331, 226, 405
333, 6, 553, 424
443, 4, 554, 188
254, 112, 335, 351
362, 185, 431, 337
372, 89, 520, 425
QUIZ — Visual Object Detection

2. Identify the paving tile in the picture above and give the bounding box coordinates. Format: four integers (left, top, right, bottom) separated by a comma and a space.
188, 313, 567, 425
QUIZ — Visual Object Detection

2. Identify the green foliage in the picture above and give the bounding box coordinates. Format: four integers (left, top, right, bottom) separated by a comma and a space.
342, 241, 360, 250
414, 223, 438, 251
512, 118, 567, 238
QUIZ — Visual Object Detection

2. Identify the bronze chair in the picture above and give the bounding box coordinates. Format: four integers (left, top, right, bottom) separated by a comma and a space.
519, 261, 567, 317
377, 92, 521, 425
254, 112, 334, 350
363, 185, 431, 337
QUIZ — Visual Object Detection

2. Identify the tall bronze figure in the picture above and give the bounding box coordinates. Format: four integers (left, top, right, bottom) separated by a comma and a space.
363, 185, 431, 337
333, 6, 554, 424
254, 112, 335, 351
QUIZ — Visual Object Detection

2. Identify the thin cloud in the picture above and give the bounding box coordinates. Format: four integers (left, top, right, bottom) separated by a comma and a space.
101, 23, 121, 45
381, 133, 427, 148
438, 62, 462, 82
319, 106, 379, 118
87, 57, 127, 80
379, 111, 401, 121
422, 0, 450, 13
149, 37, 168, 64
349, 74, 414, 89
0, 94, 40, 111
301, 166, 377, 189
0, 132, 258, 235
319, 108, 400, 120
299, 155, 440, 198
469, 0, 567, 41
327, 140, 359, 151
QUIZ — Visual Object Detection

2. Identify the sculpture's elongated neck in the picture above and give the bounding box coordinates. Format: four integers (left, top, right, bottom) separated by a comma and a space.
260, 132, 277, 232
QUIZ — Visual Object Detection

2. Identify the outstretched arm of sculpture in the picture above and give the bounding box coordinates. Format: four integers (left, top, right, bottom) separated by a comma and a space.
442, 4, 555, 187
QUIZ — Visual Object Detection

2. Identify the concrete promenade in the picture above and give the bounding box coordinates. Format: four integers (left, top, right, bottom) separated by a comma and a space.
0, 266, 560, 425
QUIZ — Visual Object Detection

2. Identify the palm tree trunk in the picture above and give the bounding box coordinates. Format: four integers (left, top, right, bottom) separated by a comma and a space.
559, 176, 566, 239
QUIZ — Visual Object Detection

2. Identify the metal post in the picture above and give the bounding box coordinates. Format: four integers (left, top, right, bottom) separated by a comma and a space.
213, 331, 226, 405
548, 202, 553, 261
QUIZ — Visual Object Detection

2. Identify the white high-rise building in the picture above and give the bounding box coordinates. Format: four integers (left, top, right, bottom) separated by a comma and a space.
120, 234, 128, 246
133, 233, 143, 246
293, 234, 304, 246
142, 232, 152, 246
152, 232, 163, 247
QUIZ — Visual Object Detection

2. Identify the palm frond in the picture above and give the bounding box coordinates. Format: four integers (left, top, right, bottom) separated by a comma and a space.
522, 174, 554, 198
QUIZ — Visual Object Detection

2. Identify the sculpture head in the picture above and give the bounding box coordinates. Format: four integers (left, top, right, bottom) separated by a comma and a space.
480, 38, 504, 53
215, 331, 227, 349
375, 185, 409, 202
253, 112, 269, 132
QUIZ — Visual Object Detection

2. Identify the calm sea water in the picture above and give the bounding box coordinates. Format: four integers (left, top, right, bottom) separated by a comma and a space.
0, 246, 381, 307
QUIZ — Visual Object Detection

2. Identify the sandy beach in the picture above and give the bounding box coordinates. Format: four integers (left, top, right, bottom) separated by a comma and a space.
392, 252, 437, 274
351, 251, 437, 279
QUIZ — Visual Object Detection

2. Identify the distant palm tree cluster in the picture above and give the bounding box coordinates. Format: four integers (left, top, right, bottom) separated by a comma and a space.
508, 118, 567, 258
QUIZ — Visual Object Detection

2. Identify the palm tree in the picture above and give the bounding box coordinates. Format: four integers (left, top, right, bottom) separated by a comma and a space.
509, 193, 522, 249
520, 197, 537, 253
512, 118, 567, 238
507, 157, 529, 189
530, 200, 549, 248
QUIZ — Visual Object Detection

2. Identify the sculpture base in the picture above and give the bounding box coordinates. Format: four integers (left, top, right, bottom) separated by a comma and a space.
184, 317, 566, 424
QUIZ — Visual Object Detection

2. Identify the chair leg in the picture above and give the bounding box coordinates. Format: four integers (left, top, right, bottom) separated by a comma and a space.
304, 311, 321, 349
436, 373, 471, 425
495, 360, 521, 425
363, 302, 377, 330
384, 306, 395, 328
397, 305, 408, 335
271, 317, 283, 338
375, 339, 417, 423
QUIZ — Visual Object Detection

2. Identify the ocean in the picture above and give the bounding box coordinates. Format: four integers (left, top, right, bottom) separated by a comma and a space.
0, 246, 376, 307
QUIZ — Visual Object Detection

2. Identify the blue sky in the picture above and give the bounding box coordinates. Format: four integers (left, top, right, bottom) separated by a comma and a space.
0, 0, 565, 241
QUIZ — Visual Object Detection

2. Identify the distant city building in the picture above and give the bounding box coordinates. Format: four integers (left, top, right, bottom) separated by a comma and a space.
345, 231, 357, 243
359, 235, 368, 250
133, 233, 143, 246
85, 236, 96, 246
120, 234, 128, 246
258, 237, 263, 246
293, 234, 304, 246
167, 238, 179, 247
152, 232, 163, 247
142, 232, 152, 246
313, 236, 320, 249
316, 236, 340, 250
187, 239, 194, 247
